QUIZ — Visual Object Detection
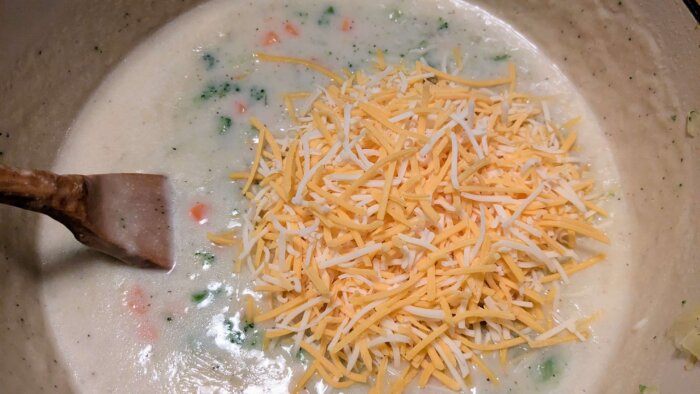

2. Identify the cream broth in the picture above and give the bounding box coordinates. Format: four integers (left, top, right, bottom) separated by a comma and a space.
38, 0, 632, 392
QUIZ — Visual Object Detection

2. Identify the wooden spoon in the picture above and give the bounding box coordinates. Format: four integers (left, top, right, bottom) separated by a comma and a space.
0, 165, 173, 269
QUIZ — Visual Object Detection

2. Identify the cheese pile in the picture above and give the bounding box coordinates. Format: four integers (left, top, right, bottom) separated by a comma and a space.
225, 52, 610, 393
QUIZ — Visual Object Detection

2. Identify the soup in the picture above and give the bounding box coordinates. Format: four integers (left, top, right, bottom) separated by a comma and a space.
38, 0, 632, 392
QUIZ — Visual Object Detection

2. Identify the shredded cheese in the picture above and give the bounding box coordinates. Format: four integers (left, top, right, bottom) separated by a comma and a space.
220, 53, 611, 393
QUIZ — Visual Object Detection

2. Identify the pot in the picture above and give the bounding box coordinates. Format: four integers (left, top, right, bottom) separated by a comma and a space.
0, 0, 697, 392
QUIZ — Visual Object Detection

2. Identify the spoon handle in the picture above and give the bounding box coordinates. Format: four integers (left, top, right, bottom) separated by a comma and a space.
0, 165, 173, 269
0, 164, 89, 226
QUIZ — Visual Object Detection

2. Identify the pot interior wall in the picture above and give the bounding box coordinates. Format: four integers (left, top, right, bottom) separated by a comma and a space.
0, 0, 697, 392
0, 1, 204, 392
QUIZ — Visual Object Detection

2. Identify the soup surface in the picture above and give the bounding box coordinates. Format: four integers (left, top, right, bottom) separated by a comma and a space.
38, 0, 632, 392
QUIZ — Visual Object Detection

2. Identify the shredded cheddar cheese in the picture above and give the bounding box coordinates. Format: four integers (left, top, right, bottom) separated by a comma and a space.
220, 52, 610, 392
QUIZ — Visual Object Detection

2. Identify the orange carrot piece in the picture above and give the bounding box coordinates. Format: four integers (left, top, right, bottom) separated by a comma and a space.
190, 202, 208, 224
262, 31, 280, 46
285, 22, 300, 36
125, 285, 149, 315
137, 321, 159, 342
341, 17, 353, 32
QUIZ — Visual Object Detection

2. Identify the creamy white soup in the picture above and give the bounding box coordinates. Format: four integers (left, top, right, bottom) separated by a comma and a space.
38, 0, 632, 393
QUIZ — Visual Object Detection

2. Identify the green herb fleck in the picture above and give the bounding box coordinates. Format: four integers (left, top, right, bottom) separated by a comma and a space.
194, 250, 215, 267
243, 321, 255, 332
250, 87, 268, 105
199, 82, 237, 101
223, 318, 245, 344
493, 53, 511, 61
671, 114, 677, 121
536, 356, 559, 382
221, 318, 263, 347
218, 116, 232, 135
228, 330, 244, 345
318, 6, 335, 25
639, 384, 647, 393
296, 348, 311, 364
389, 9, 403, 22
199, 85, 218, 100
191, 290, 209, 303
438, 17, 449, 30
688, 110, 698, 137
682, 300, 687, 306
166, 316, 173, 322
219, 83, 233, 96
201, 53, 217, 70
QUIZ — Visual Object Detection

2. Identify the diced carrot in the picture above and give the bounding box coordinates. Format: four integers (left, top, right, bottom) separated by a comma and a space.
190, 202, 208, 224
262, 31, 280, 46
341, 17, 353, 32
285, 22, 300, 37
236, 101, 247, 114
137, 320, 159, 342
125, 285, 149, 315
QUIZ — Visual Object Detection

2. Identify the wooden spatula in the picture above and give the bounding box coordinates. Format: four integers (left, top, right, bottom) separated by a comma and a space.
0, 165, 173, 269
